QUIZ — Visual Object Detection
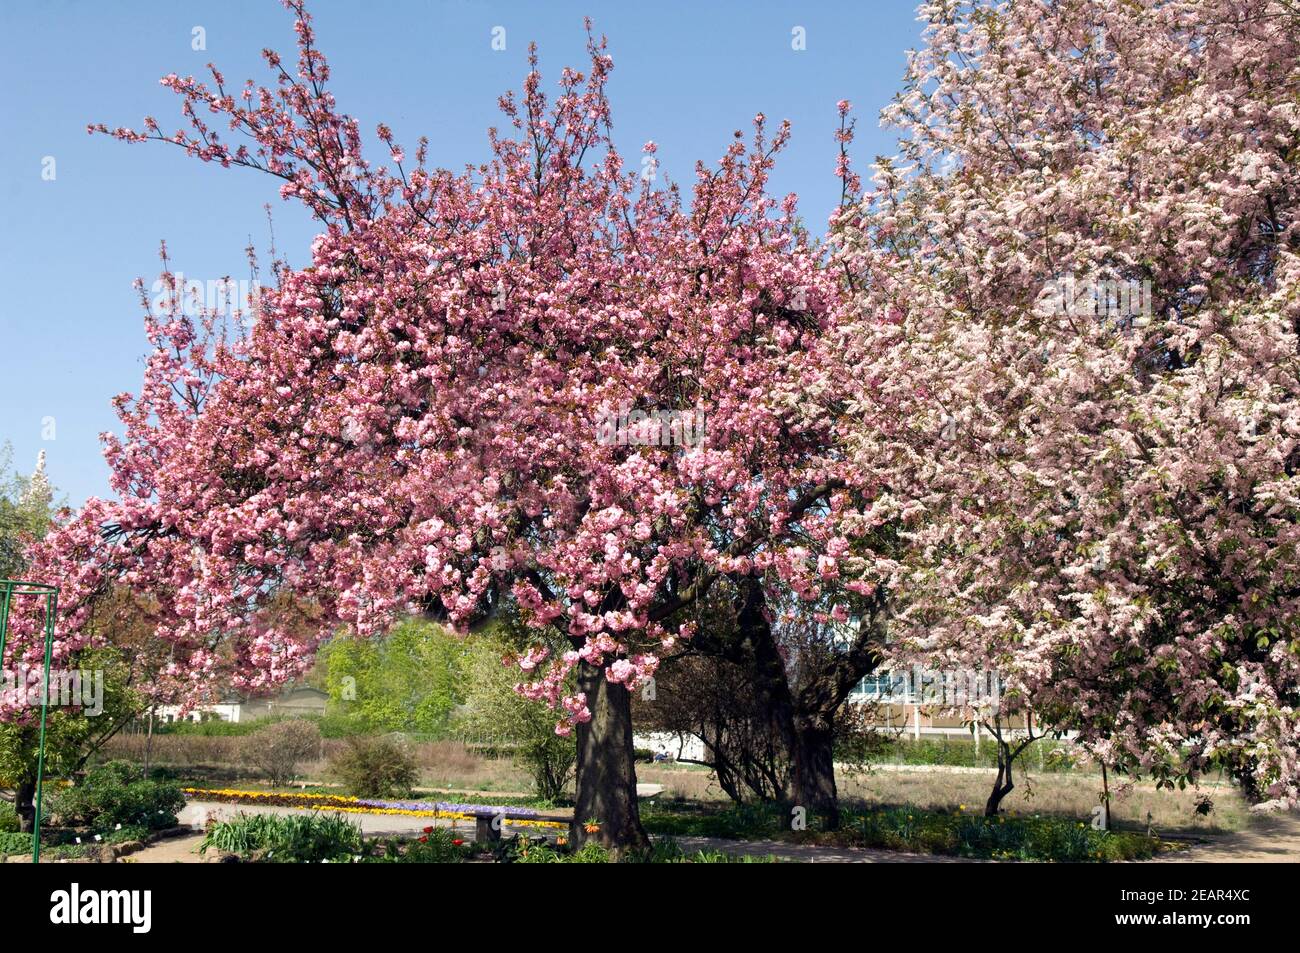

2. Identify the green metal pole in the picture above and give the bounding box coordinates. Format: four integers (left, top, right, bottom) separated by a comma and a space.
0, 580, 11, 668
0, 582, 12, 855
31, 590, 56, 865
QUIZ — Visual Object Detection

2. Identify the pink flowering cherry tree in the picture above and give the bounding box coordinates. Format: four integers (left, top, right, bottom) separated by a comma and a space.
12, 1, 878, 848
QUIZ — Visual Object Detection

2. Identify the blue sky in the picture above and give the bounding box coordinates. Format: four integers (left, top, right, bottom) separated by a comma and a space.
0, 0, 925, 506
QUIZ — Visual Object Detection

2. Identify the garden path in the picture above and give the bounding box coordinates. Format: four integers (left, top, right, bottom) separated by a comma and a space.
1146, 810, 1300, 864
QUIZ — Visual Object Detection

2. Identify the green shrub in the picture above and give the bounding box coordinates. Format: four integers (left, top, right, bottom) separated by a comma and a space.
200, 811, 362, 863
498, 834, 778, 864
624, 837, 777, 864
0, 831, 31, 856
156, 718, 265, 736
327, 735, 419, 798
315, 712, 372, 739
641, 799, 789, 839
0, 800, 18, 833
51, 760, 185, 833
846, 735, 1077, 771
105, 824, 152, 844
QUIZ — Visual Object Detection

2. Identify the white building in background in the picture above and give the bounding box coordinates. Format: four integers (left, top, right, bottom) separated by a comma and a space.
153, 685, 328, 724
847, 668, 1047, 739
152, 700, 240, 725
632, 731, 707, 763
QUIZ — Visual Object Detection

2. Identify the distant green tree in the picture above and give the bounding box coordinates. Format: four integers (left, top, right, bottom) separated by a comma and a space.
322, 618, 467, 734
456, 608, 576, 803
0, 443, 57, 581
458, 635, 576, 804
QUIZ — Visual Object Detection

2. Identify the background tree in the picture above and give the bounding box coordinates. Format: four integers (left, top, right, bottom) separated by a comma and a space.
837, 0, 1300, 803
634, 650, 788, 803
0, 449, 145, 830
458, 619, 576, 804
322, 618, 467, 734
0, 444, 56, 581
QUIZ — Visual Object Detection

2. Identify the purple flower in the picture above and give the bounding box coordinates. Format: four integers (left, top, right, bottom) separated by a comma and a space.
354, 797, 539, 818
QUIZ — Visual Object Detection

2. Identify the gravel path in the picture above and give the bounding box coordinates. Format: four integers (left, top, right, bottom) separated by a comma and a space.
1146, 810, 1300, 863
178, 800, 493, 835
126, 833, 207, 863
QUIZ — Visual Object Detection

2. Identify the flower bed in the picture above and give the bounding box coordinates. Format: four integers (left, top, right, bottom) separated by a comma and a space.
641, 800, 1167, 862
183, 788, 568, 830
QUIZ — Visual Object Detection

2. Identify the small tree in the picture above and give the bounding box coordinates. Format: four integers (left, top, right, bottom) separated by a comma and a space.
460, 634, 575, 804
241, 720, 321, 786
0, 451, 151, 831
980, 713, 1056, 817
635, 651, 788, 803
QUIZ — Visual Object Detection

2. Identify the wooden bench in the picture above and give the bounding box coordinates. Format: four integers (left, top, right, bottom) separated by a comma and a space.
461, 787, 662, 843
461, 807, 573, 844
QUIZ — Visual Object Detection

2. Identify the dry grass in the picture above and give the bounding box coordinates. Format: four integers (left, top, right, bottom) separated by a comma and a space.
102, 733, 246, 766
638, 764, 734, 802
413, 742, 532, 792
638, 762, 1250, 835
100, 734, 534, 794
841, 767, 1248, 835
98, 734, 1252, 833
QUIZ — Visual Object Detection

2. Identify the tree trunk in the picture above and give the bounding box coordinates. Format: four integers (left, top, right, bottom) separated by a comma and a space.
691, 578, 886, 832
1099, 762, 1111, 830
731, 578, 801, 781
145, 707, 155, 775
571, 660, 649, 855
15, 779, 36, 834
791, 717, 840, 830
985, 737, 1015, 817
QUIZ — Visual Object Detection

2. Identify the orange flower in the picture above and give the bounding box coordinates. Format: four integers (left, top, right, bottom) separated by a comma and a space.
583, 821, 601, 834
